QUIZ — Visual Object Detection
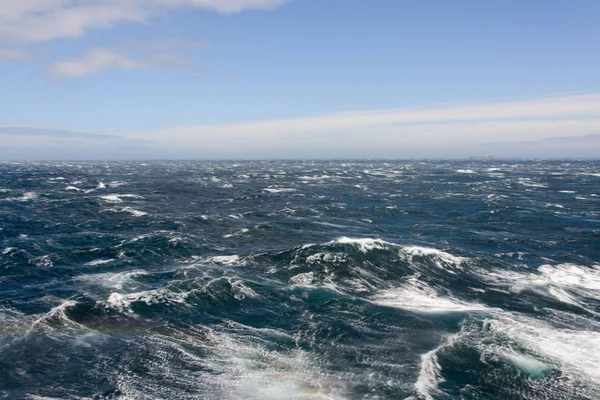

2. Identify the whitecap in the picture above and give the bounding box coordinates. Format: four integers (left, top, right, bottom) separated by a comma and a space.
209, 255, 244, 266
203, 331, 345, 399
263, 188, 297, 193
503, 351, 549, 378
29, 300, 87, 333
100, 194, 143, 203
107, 181, 127, 187
4, 191, 38, 202
401, 246, 466, 271
484, 263, 600, 307
75, 270, 147, 290
101, 207, 147, 217
289, 272, 316, 285
1, 247, 17, 255
334, 237, 388, 253
414, 330, 466, 400
85, 259, 115, 266
371, 279, 488, 313
106, 289, 187, 313
483, 314, 600, 387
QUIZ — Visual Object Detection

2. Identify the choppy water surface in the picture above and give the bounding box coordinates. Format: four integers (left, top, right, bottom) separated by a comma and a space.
1, 160, 599, 399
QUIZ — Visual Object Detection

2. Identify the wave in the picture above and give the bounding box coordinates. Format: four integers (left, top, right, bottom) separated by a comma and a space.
101, 206, 148, 217
2, 191, 38, 202
104, 277, 261, 315
270, 238, 471, 297
370, 278, 488, 314
483, 263, 600, 313
480, 313, 600, 397
415, 330, 466, 400
74, 270, 148, 290
263, 188, 298, 193
99, 194, 143, 203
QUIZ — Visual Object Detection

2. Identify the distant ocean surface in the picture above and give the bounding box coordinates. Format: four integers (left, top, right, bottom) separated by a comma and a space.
1, 160, 599, 400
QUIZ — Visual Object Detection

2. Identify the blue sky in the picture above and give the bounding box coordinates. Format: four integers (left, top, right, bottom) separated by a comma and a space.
1, 0, 600, 159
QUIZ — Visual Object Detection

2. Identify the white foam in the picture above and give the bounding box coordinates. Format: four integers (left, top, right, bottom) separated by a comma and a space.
106, 289, 187, 313
229, 279, 259, 300
484, 314, 600, 386
222, 228, 250, 238
371, 280, 487, 313
499, 348, 549, 377
401, 246, 465, 271
101, 207, 147, 217
306, 252, 347, 265
209, 255, 244, 266
290, 272, 316, 285
415, 330, 465, 400
64, 185, 80, 191
334, 237, 388, 253
29, 300, 87, 333
122, 207, 147, 217
100, 194, 142, 203
107, 181, 127, 187
4, 191, 38, 202
263, 188, 297, 193
85, 259, 115, 266
30, 255, 53, 268
485, 263, 600, 307
204, 331, 344, 400
456, 169, 475, 174
538, 263, 600, 291
517, 178, 548, 188
75, 270, 147, 290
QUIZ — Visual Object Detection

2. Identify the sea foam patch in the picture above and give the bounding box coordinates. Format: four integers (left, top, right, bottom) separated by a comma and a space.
371, 279, 488, 313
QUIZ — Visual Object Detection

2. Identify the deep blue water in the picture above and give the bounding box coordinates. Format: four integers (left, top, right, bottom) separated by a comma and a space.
0, 160, 599, 400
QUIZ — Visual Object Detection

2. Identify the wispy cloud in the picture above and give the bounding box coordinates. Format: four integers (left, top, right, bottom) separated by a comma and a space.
0, 47, 33, 61
48, 39, 206, 78
4, 94, 599, 159
124, 94, 600, 157
0, 0, 292, 44
137, 93, 600, 138
0, 1, 288, 77
48, 48, 148, 78
0, 126, 151, 144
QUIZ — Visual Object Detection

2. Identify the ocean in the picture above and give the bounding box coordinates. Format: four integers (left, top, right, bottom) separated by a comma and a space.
0, 160, 599, 399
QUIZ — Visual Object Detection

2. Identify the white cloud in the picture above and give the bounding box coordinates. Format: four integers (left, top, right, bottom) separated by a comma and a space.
124, 94, 600, 155
49, 48, 149, 77
0, 0, 292, 44
0, 47, 33, 61
137, 93, 600, 137
47, 39, 206, 77
4, 94, 600, 158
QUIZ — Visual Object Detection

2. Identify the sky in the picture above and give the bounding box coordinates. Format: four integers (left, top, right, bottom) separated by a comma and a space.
1, 0, 600, 159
